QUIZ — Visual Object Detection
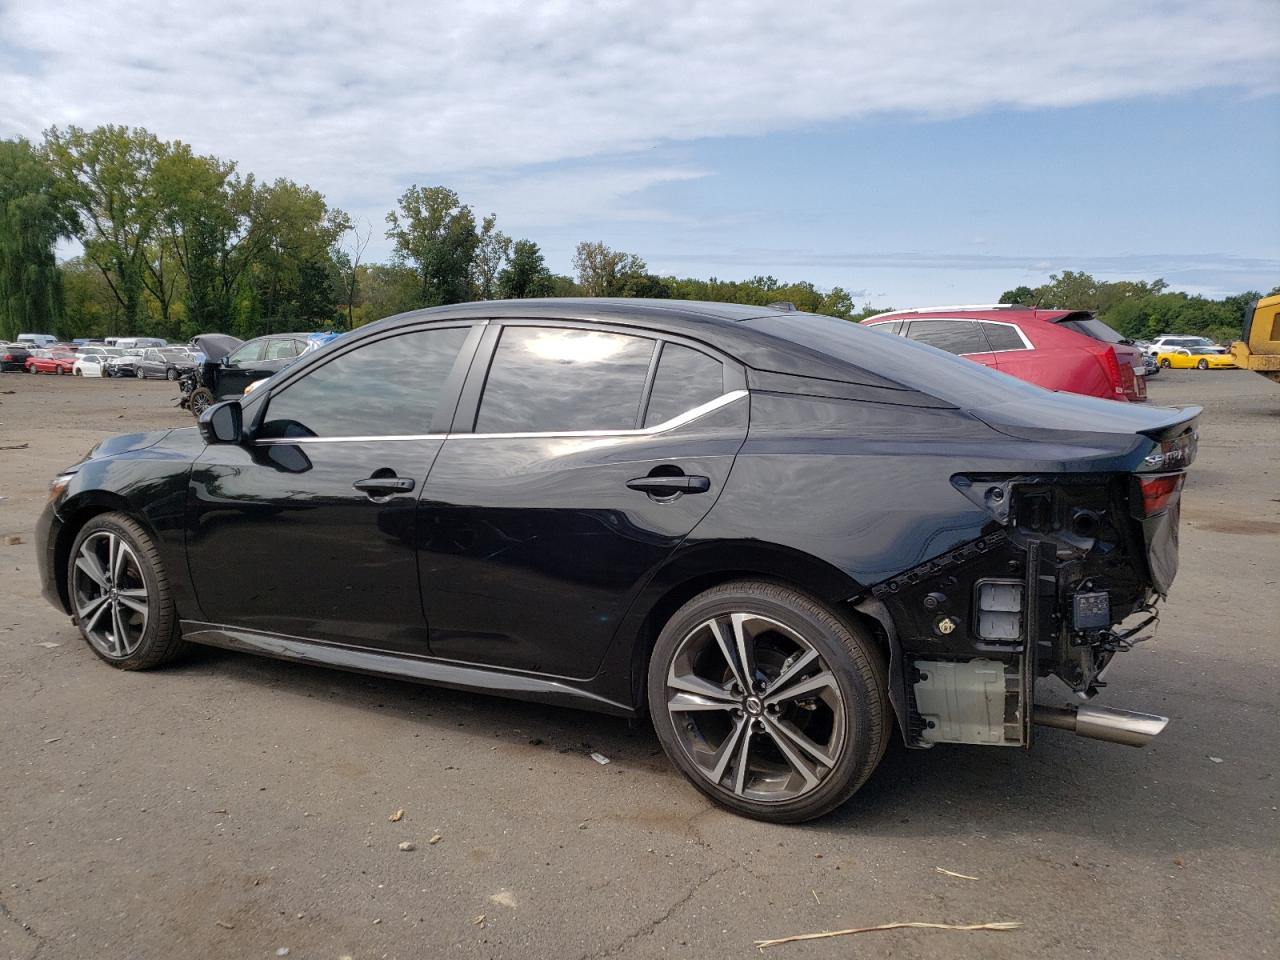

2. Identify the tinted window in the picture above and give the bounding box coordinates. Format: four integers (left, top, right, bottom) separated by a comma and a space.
228, 340, 265, 364
644, 343, 724, 427
477, 327, 655, 433
906, 320, 990, 355
981, 322, 1028, 351
869, 319, 903, 336
261, 327, 469, 438
1059, 317, 1127, 344
741, 312, 1053, 406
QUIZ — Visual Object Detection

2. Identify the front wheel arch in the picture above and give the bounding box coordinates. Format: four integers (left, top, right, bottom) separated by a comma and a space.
52, 494, 158, 614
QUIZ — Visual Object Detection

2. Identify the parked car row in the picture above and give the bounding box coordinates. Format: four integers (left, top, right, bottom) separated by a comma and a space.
0, 342, 199, 379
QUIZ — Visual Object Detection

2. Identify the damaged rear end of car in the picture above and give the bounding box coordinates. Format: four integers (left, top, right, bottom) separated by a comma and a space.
863, 399, 1198, 752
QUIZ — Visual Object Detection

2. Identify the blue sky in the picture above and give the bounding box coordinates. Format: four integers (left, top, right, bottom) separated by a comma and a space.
2, 0, 1278, 307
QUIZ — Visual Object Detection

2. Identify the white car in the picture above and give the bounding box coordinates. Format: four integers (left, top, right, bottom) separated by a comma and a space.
1145, 335, 1226, 358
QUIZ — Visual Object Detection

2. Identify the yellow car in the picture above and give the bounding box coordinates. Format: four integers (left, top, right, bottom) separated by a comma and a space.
1155, 347, 1238, 370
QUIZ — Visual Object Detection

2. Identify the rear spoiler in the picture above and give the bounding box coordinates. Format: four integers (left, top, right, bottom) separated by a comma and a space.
1137, 406, 1201, 443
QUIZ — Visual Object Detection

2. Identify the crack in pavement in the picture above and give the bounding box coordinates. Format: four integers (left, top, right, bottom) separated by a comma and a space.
578, 863, 736, 960
0, 898, 44, 957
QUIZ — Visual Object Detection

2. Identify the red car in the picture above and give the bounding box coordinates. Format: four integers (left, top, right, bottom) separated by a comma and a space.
24, 350, 76, 375
861, 305, 1146, 402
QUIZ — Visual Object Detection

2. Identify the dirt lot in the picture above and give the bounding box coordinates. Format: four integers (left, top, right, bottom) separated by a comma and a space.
1, 370, 1277, 960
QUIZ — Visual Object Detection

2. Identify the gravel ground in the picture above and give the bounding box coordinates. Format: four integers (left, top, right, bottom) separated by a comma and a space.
0, 369, 1277, 960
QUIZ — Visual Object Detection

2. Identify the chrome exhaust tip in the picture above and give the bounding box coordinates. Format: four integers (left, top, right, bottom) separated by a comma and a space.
1033, 704, 1169, 748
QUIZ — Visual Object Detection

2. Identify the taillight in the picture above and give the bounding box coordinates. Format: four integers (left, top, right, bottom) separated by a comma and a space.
1135, 473, 1184, 516
1099, 347, 1125, 397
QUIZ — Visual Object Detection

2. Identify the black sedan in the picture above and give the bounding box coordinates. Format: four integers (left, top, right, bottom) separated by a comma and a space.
1, 343, 31, 371
135, 347, 196, 380
36, 300, 1197, 822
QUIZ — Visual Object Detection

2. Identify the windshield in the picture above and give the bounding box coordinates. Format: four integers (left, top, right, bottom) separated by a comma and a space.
743, 312, 1054, 407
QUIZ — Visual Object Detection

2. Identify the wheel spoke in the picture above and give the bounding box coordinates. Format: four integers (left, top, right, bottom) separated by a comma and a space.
706, 617, 750, 692
116, 591, 148, 617
708, 716, 748, 785
732, 725, 755, 795
78, 595, 110, 630
75, 549, 109, 589
762, 719, 821, 791
110, 602, 127, 655
667, 672, 738, 704
729, 613, 758, 689
766, 648, 819, 696
668, 691, 736, 713
110, 538, 128, 581
764, 670, 836, 707
766, 715, 837, 767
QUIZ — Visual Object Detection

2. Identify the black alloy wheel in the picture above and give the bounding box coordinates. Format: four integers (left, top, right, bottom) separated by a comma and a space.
67, 513, 186, 669
649, 580, 889, 823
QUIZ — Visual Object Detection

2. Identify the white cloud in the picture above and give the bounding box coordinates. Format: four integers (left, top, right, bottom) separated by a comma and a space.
2, 0, 1276, 226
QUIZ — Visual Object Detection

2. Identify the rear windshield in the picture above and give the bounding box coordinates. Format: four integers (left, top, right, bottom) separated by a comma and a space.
742, 313, 1050, 407
1056, 316, 1128, 344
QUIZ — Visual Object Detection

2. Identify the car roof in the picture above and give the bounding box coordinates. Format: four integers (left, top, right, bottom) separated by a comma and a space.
867, 306, 1083, 323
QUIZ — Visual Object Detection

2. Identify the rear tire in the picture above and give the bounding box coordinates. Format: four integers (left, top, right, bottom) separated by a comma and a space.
67, 512, 187, 670
648, 580, 889, 823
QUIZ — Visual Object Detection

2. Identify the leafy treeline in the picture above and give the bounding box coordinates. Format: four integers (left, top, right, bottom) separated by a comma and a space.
1000, 272, 1278, 344
1, 125, 1270, 343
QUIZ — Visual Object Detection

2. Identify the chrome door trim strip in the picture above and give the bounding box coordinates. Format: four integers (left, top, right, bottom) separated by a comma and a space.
252, 389, 748, 445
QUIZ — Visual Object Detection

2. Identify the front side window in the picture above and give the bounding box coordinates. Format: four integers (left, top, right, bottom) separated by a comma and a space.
644, 343, 724, 427
260, 327, 470, 439
905, 319, 990, 355
476, 327, 655, 433
980, 322, 1028, 352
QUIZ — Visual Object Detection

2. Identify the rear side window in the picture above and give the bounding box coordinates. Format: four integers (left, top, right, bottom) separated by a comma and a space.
476, 327, 655, 433
905, 320, 990, 355
980, 322, 1028, 351
228, 340, 265, 364
261, 327, 470, 438
643, 343, 724, 427
265, 339, 301, 361
1058, 316, 1127, 344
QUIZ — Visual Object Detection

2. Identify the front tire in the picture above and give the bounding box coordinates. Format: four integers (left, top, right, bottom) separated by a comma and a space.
1197, 359, 1208, 370
135, 367, 145, 379
648, 580, 889, 823
189, 387, 214, 417
166, 367, 178, 381
1160, 358, 1171, 368
67, 513, 187, 669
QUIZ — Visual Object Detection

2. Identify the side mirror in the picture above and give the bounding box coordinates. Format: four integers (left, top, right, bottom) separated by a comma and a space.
198, 400, 243, 445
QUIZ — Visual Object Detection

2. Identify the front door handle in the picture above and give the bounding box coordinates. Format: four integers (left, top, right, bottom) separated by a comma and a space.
626, 475, 711, 496
353, 476, 416, 494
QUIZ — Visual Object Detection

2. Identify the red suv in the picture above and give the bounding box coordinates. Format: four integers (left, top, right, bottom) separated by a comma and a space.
861, 305, 1146, 402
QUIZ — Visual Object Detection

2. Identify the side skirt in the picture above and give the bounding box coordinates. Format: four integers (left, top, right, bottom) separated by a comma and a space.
179, 621, 635, 718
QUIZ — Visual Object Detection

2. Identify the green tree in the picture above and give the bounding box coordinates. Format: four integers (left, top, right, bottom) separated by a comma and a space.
469, 214, 510, 300
44, 125, 166, 334
998, 285, 1036, 305
572, 241, 647, 296
0, 138, 77, 340
361, 263, 425, 323
497, 239, 555, 298
245, 179, 350, 334
385, 185, 480, 306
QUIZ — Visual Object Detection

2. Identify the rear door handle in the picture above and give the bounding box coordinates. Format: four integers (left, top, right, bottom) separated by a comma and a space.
353, 476, 416, 494
626, 475, 711, 495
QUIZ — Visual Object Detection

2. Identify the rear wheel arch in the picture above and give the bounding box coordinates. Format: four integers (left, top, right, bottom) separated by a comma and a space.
622, 541, 875, 712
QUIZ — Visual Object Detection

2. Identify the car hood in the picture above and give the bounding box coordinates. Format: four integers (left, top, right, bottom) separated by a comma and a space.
87, 429, 176, 461
191, 334, 243, 362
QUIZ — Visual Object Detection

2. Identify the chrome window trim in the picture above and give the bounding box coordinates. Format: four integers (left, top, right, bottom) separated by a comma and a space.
254, 389, 748, 445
